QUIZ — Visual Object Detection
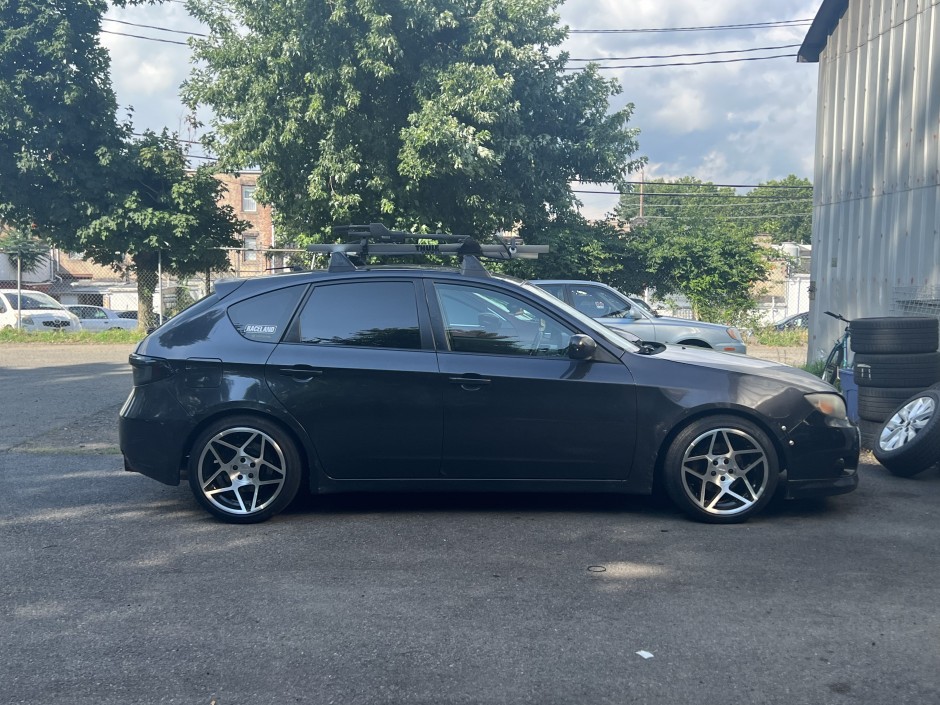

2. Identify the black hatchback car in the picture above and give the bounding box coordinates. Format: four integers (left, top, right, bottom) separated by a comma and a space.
120, 237, 858, 525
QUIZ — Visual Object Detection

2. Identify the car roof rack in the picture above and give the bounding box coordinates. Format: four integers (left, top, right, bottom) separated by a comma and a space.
306, 223, 548, 275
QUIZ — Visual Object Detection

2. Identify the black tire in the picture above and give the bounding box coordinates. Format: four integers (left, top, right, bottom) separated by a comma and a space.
853, 352, 940, 388
850, 317, 939, 355
856, 418, 883, 451
663, 415, 779, 524
857, 386, 927, 422
188, 415, 303, 523
874, 387, 940, 477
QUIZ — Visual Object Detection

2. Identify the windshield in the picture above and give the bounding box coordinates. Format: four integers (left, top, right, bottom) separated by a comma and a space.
519, 281, 640, 353
2, 291, 65, 311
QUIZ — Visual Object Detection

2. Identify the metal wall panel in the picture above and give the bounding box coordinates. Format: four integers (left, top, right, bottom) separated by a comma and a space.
808, 0, 940, 358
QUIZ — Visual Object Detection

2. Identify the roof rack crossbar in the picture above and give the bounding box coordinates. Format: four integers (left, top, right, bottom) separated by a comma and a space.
309, 242, 548, 258
311, 223, 549, 273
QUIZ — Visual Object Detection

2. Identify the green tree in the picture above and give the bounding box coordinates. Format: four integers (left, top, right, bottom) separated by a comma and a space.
0, 0, 126, 237
183, 0, 642, 240
617, 179, 769, 323
742, 175, 813, 244
0, 227, 49, 275
503, 214, 649, 295
1, 2, 247, 326
73, 131, 246, 325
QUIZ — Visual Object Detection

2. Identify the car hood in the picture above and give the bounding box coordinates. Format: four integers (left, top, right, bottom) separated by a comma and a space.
636, 343, 833, 393
21, 310, 74, 319
607, 314, 730, 332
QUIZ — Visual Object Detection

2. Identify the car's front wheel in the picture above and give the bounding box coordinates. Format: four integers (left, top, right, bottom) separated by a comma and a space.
188, 416, 302, 523
663, 416, 779, 523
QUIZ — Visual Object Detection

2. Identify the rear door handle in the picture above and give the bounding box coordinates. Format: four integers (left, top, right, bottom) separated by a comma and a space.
449, 375, 491, 390
279, 365, 323, 381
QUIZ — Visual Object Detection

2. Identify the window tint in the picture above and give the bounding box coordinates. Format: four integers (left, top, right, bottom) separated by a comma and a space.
435, 283, 573, 357
4, 292, 62, 310
294, 281, 421, 349
536, 282, 565, 299
569, 286, 635, 319
228, 285, 307, 342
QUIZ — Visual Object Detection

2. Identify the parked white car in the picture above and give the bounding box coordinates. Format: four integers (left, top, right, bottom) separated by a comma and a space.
0, 289, 82, 332
66, 305, 139, 332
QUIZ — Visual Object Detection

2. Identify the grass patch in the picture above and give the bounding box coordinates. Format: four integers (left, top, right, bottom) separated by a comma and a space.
800, 358, 828, 376
751, 327, 809, 347
0, 328, 145, 344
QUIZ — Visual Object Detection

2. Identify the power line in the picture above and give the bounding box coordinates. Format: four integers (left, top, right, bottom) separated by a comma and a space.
568, 19, 813, 34
100, 29, 189, 45
588, 181, 813, 189
567, 44, 801, 62
102, 17, 207, 38
619, 199, 811, 209
641, 214, 812, 220
574, 190, 809, 200
566, 53, 797, 70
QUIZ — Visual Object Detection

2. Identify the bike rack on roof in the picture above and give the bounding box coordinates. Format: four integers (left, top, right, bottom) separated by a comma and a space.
306, 223, 549, 275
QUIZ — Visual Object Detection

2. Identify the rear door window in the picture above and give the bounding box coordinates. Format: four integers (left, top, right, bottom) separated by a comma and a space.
290, 281, 422, 350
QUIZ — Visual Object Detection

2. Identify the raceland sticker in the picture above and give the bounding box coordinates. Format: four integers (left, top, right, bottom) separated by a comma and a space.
243, 324, 278, 334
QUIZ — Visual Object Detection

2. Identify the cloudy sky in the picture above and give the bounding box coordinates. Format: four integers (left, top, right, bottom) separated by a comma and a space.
101, 0, 824, 217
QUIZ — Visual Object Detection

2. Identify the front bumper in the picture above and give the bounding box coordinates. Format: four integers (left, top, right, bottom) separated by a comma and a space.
785, 463, 859, 499
783, 420, 860, 499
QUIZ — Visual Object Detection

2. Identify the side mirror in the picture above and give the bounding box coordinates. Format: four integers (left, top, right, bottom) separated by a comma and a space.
567, 334, 597, 360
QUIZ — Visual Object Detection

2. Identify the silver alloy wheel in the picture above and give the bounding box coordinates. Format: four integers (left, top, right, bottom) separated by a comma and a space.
879, 396, 936, 451
679, 428, 771, 516
195, 426, 288, 516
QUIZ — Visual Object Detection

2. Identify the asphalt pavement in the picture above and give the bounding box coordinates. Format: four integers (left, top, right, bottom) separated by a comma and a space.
1, 344, 939, 705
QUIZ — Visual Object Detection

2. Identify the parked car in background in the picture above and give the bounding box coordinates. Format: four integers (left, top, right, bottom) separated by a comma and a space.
774, 311, 809, 331
0, 289, 82, 333
66, 305, 139, 332
629, 296, 657, 317
117, 310, 138, 320
531, 280, 746, 354
120, 229, 857, 526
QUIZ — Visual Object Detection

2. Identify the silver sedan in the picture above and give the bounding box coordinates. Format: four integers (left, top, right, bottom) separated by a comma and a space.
530, 280, 746, 354
65, 305, 138, 332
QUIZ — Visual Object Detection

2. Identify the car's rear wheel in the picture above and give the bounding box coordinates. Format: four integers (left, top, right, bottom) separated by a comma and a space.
188, 416, 302, 523
664, 416, 779, 524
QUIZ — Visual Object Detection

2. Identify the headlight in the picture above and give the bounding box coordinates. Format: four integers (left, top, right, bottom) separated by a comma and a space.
726, 327, 742, 341
805, 393, 847, 419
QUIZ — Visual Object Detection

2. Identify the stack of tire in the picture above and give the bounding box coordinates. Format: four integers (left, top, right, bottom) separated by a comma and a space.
852, 316, 940, 476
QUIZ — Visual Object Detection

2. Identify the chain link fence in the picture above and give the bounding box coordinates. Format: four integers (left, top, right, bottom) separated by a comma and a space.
44, 248, 315, 329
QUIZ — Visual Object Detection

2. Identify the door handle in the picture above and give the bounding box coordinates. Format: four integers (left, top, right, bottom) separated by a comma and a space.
449, 375, 491, 390
279, 365, 323, 381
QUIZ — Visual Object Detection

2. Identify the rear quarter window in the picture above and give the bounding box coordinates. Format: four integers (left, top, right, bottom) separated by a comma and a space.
228, 285, 307, 342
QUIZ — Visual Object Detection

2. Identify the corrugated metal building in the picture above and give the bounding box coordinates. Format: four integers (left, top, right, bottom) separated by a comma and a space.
799, 0, 940, 359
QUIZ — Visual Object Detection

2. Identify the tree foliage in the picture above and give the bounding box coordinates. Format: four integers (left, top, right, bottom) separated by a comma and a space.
742, 175, 813, 244
0, 2, 247, 325
0, 0, 123, 236
183, 0, 643, 239
617, 178, 771, 323
0, 227, 48, 274
71, 131, 247, 323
